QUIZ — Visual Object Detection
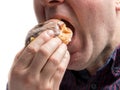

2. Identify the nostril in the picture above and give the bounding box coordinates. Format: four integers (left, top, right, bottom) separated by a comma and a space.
49, 0, 59, 3
40, 0, 64, 7
48, 0, 64, 5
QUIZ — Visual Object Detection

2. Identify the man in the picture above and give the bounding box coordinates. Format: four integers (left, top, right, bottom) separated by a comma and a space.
8, 0, 120, 90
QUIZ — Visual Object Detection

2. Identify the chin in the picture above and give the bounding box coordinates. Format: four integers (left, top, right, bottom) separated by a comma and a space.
67, 46, 94, 71
67, 63, 87, 71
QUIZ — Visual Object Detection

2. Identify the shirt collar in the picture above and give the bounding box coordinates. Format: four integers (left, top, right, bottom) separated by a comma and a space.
111, 45, 120, 77
98, 45, 120, 77
71, 45, 120, 80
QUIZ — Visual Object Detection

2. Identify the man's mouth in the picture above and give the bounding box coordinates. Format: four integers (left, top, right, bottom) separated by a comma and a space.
61, 19, 75, 33
49, 15, 75, 35
61, 19, 75, 41
25, 18, 75, 46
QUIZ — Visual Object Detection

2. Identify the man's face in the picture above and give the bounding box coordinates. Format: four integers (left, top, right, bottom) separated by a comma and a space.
34, 0, 117, 70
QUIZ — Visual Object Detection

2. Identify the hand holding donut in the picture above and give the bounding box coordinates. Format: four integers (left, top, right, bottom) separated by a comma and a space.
26, 19, 73, 45
8, 19, 72, 90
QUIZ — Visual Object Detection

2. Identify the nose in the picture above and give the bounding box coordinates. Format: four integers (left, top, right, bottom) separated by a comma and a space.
40, 0, 64, 6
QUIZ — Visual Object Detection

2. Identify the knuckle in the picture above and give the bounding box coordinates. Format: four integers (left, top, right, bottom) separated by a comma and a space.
44, 86, 52, 90
23, 72, 39, 85
26, 45, 38, 54
11, 67, 23, 76
24, 75, 36, 85
10, 68, 25, 81
54, 73, 61, 80
39, 83, 52, 90
11, 68, 38, 83
54, 66, 65, 80
57, 65, 65, 73
39, 46, 50, 56
49, 56, 60, 65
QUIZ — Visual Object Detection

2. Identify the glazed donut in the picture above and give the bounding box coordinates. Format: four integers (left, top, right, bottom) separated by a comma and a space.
25, 19, 73, 46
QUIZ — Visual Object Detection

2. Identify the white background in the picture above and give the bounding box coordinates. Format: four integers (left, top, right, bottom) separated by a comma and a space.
0, 0, 37, 90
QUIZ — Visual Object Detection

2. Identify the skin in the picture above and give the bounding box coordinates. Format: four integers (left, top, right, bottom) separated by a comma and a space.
8, 0, 120, 90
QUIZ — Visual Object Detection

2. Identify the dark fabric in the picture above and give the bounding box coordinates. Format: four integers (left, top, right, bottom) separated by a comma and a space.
60, 46, 120, 90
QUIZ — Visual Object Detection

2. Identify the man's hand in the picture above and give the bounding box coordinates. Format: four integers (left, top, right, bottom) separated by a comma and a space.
8, 30, 70, 90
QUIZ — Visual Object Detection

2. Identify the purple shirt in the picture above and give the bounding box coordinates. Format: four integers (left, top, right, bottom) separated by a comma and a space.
60, 46, 120, 90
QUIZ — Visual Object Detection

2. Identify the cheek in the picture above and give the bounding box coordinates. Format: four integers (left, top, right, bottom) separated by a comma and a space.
76, 0, 112, 22
34, 0, 45, 22
71, 1, 101, 29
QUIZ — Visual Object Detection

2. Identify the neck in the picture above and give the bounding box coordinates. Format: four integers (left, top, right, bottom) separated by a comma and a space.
87, 44, 114, 75
87, 25, 120, 75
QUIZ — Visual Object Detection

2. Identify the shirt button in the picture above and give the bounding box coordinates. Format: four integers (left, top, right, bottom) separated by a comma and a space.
90, 83, 97, 90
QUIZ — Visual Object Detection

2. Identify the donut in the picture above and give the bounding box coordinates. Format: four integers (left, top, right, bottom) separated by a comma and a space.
25, 19, 73, 46
58, 22, 73, 44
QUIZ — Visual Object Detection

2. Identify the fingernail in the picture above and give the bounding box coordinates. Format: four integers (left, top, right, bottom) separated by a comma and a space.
47, 30, 54, 36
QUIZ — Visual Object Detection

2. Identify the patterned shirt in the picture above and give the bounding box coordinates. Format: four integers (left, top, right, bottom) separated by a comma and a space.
60, 46, 120, 90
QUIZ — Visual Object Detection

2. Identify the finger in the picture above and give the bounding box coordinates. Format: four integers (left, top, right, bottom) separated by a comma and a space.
28, 30, 55, 51
40, 43, 67, 80
12, 48, 24, 66
28, 37, 62, 73
52, 51, 70, 89
14, 30, 55, 69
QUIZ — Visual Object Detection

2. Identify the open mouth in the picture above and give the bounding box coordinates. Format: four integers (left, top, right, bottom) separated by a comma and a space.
25, 18, 75, 46
61, 19, 75, 34
61, 19, 75, 45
